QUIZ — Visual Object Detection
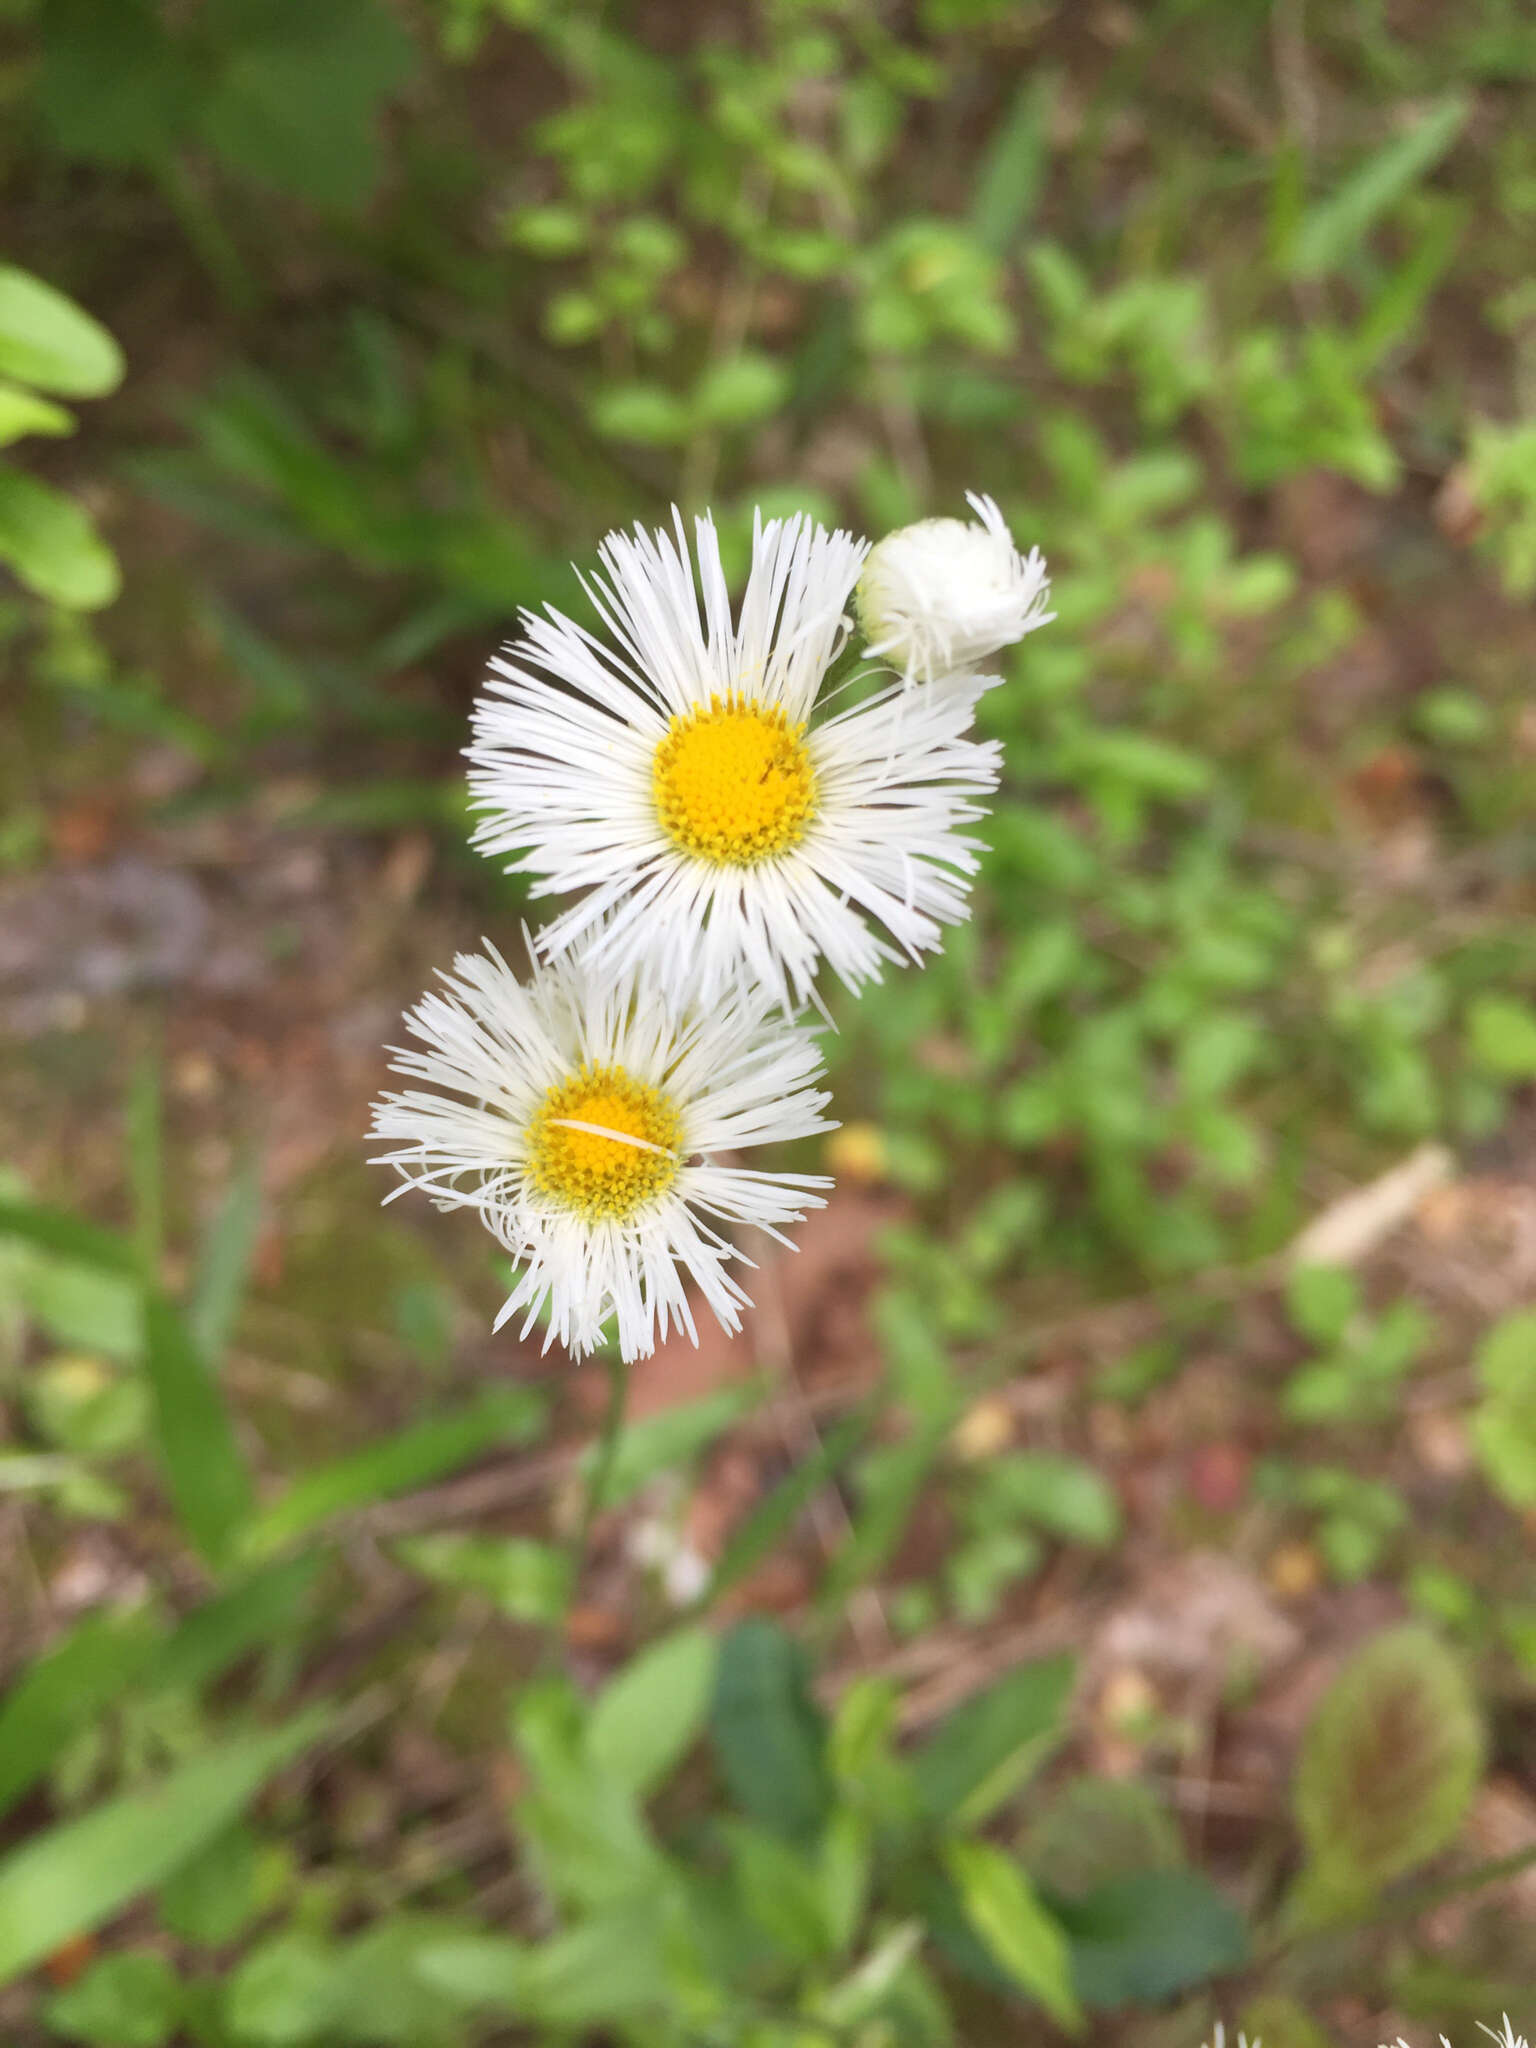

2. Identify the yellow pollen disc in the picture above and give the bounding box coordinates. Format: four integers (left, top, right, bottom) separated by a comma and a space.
653, 692, 817, 865
527, 1063, 681, 1222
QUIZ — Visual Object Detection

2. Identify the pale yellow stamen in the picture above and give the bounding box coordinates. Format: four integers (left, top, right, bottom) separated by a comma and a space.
653, 691, 816, 865
527, 1064, 681, 1221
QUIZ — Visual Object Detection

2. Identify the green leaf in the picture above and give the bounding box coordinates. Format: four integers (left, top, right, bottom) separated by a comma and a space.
707, 1409, 868, 1603
199, 0, 415, 210
725, 1817, 837, 1963
818, 1921, 925, 2029
691, 352, 789, 431
0, 1197, 139, 1275
18, 1257, 143, 1360
514, 1681, 665, 1911
189, 1155, 262, 1361
828, 1677, 913, 1828
588, 382, 691, 446
1352, 194, 1467, 369
0, 1605, 162, 1822
1467, 994, 1536, 1079
1064, 727, 1213, 799
1292, 1624, 1483, 1912
158, 1822, 260, 1946
28, 1357, 148, 1458
1411, 684, 1494, 749
228, 1917, 476, 2046
1287, 1263, 1360, 1346
504, 204, 589, 257
323, 1916, 482, 2046
150, 1553, 319, 1696
442, 1900, 675, 2031
1053, 1867, 1247, 2006
0, 265, 125, 397
0, 1452, 93, 1498
0, 464, 119, 608
396, 1532, 571, 1624
711, 1619, 831, 1843
969, 69, 1055, 256
818, 1805, 873, 1956
244, 1384, 546, 1556
947, 1528, 1041, 1624
45, 1950, 181, 2047
515, 1907, 674, 2028
0, 1712, 326, 1985
912, 1655, 1074, 1826
413, 1935, 531, 2011
1024, 1778, 1182, 1903
1477, 1309, 1536, 1397
36, 0, 196, 170
1289, 95, 1469, 280
942, 1838, 1081, 2030
588, 1626, 717, 1797
226, 1929, 334, 2045
1177, 1012, 1265, 1101
143, 1293, 253, 1569
980, 1454, 1121, 1548
0, 381, 74, 447
1472, 1309, 1536, 1510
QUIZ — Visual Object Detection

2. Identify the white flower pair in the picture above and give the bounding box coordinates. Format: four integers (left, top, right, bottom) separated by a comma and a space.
371, 496, 1051, 1361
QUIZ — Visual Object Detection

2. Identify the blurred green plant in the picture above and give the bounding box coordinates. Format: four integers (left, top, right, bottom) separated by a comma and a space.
5, 0, 1536, 2037
35, 0, 412, 218
1462, 416, 1536, 596
0, 263, 123, 608
1283, 1264, 1434, 1426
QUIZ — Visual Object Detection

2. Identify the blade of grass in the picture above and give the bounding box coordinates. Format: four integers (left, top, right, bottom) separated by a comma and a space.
151, 1553, 320, 1695
942, 1839, 1082, 2032
1289, 94, 1468, 281
189, 1154, 263, 1362
0, 1563, 320, 1830
144, 1292, 254, 1570
0, 1606, 163, 1822
125, 1049, 163, 1281
1351, 193, 1468, 369
0, 1711, 328, 1986
0, 1198, 140, 1276
242, 1384, 547, 1559
969, 69, 1056, 258
703, 1409, 869, 1607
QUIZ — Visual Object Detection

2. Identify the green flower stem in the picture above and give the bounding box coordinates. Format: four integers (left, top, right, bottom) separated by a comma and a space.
567, 1350, 631, 1611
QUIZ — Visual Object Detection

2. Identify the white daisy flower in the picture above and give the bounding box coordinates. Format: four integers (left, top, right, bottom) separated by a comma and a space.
1381, 2024, 1529, 2048
856, 491, 1053, 685
369, 942, 832, 1362
467, 509, 1004, 1013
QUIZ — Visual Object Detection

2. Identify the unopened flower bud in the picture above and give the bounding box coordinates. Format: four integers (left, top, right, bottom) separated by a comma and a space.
856, 492, 1052, 684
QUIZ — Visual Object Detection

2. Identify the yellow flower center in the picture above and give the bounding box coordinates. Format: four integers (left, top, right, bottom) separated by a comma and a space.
653, 692, 817, 865
527, 1063, 681, 1221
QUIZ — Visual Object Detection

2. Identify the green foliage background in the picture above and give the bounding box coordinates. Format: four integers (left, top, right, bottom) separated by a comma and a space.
3, 0, 1536, 2041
